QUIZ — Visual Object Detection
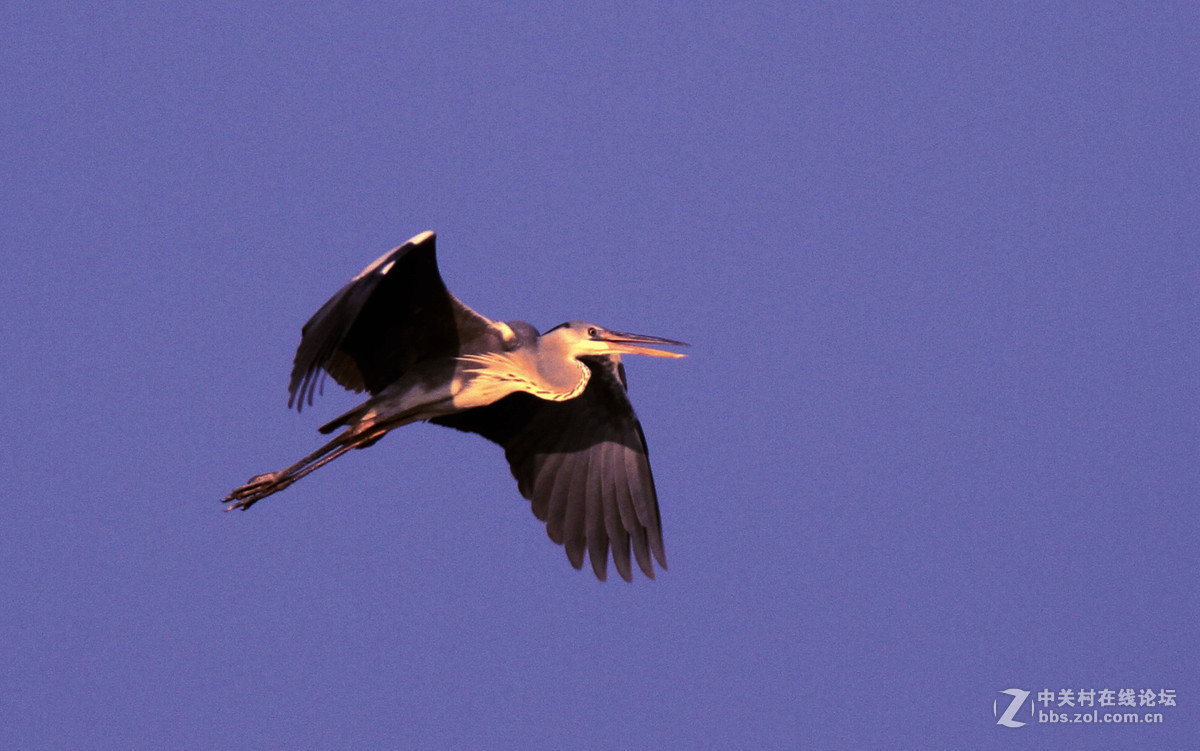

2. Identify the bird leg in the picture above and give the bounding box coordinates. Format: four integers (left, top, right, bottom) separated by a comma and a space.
225, 376, 466, 512
223, 423, 387, 511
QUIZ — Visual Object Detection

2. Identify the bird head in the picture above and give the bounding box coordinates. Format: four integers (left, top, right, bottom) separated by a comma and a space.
545, 321, 687, 360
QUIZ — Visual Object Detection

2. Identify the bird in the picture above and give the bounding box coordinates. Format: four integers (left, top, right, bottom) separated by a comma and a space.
223, 230, 686, 581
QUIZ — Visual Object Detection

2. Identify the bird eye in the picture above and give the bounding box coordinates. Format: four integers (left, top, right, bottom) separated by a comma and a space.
587, 327, 598, 337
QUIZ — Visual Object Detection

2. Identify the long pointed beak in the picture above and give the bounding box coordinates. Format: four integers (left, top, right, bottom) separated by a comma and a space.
599, 329, 688, 358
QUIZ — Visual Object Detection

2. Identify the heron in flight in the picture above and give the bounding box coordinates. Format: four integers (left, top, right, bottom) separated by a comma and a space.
224, 231, 686, 581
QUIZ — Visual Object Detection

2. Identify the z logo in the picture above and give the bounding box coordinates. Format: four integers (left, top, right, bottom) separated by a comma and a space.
994, 688, 1031, 728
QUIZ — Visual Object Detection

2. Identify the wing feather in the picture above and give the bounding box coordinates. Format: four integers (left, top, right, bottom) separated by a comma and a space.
586, 445, 611, 581
562, 452, 590, 571
602, 442, 633, 582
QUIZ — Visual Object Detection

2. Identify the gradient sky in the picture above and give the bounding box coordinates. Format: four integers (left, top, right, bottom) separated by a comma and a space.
3, 3, 1196, 749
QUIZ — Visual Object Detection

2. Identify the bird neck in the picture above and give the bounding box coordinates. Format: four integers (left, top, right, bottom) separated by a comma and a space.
526, 350, 590, 401
529, 333, 593, 400
548, 359, 591, 401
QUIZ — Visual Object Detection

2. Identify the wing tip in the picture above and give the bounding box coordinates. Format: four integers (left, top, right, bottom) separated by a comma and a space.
407, 230, 436, 246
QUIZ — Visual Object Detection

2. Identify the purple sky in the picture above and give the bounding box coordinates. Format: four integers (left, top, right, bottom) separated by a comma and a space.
3, 3, 1196, 748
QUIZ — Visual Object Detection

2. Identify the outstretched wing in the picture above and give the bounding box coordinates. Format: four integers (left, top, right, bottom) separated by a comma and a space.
433, 356, 668, 582
288, 231, 498, 410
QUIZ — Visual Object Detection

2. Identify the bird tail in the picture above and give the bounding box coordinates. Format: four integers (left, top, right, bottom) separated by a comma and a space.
318, 384, 462, 436
319, 403, 368, 434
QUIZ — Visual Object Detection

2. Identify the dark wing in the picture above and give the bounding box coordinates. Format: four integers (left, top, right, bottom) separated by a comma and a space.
432, 356, 667, 582
288, 231, 498, 410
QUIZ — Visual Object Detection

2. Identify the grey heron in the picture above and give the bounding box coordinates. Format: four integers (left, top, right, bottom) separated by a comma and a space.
223, 231, 686, 581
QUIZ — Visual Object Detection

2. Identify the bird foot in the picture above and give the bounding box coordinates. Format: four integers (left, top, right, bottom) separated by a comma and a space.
223, 472, 283, 511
